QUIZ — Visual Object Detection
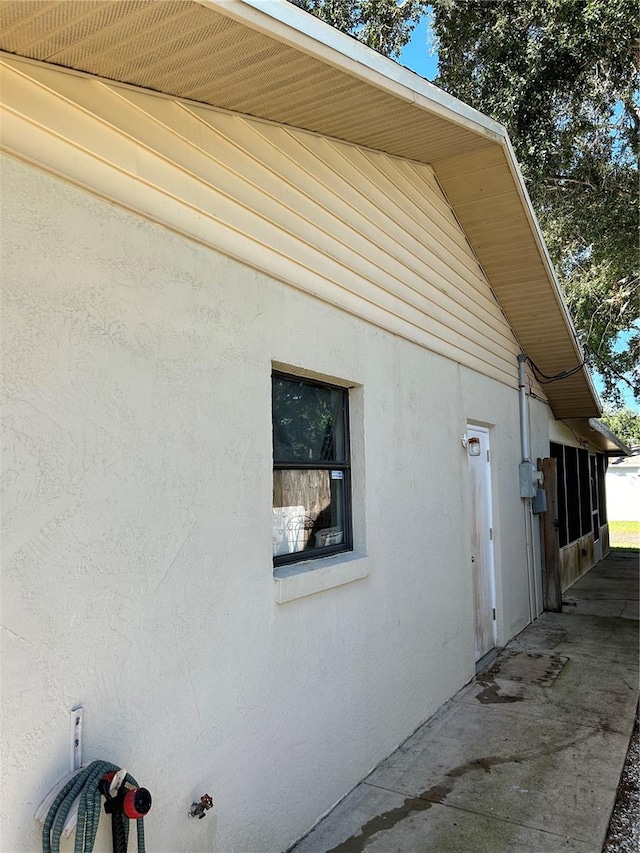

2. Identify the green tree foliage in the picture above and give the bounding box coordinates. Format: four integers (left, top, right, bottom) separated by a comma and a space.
431, 0, 639, 405
601, 408, 640, 446
289, 0, 424, 56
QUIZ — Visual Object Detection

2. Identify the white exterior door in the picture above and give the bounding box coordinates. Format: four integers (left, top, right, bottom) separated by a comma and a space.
468, 425, 497, 661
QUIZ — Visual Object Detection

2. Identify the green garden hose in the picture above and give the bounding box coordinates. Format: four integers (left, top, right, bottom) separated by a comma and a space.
42, 760, 146, 853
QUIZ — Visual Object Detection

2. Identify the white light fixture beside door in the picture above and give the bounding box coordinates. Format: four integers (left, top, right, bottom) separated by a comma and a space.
468, 436, 482, 456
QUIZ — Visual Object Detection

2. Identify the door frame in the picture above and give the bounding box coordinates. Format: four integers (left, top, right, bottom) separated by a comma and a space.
467, 424, 497, 661
589, 452, 602, 563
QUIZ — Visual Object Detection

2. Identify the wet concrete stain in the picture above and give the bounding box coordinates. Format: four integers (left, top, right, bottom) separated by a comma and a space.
324, 726, 601, 852
474, 659, 525, 704
475, 683, 524, 704
477, 651, 568, 688
324, 784, 451, 853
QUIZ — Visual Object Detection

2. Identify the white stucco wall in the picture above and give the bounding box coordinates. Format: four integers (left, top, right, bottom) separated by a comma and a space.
2, 157, 548, 853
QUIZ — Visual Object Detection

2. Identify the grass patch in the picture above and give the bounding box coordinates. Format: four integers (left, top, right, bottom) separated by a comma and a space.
609, 521, 640, 550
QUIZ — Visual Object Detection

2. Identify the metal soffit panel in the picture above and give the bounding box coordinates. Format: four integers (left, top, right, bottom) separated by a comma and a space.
0, 1, 482, 162
0, 0, 600, 417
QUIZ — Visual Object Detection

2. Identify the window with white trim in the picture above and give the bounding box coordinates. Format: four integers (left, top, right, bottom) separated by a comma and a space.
272, 371, 352, 566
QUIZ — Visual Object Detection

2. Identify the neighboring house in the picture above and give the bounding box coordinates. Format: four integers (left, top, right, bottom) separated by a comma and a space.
606, 447, 640, 522
0, 2, 628, 851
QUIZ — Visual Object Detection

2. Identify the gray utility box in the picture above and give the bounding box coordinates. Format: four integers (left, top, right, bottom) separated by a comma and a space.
532, 487, 547, 514
519, 461, 537, 498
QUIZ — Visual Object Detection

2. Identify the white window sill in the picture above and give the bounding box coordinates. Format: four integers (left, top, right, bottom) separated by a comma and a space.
274, 552, 370, 604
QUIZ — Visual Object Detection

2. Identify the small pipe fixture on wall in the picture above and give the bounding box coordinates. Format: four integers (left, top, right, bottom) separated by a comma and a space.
189, 794, 214, 819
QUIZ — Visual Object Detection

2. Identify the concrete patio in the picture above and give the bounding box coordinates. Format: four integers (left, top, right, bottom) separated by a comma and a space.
291, 550, 639, 853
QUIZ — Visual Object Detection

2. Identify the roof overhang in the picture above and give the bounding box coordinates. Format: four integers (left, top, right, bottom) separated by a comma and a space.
566, 419, 632, 457
0, 0, 601, 418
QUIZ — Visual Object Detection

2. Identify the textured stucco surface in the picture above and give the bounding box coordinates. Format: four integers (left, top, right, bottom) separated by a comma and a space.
2, 156, 550, 852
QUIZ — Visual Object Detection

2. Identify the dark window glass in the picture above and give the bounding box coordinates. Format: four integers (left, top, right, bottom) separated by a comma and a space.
550, 443, 568, 547
589, 455, 599, 538
578, 449, 591, 536
272, 375, 346, 463
565, 447, 581, 543
272, 372, 351, 566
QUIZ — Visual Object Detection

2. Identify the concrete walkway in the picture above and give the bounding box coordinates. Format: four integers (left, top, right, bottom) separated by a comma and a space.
291, 550, 639, 853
